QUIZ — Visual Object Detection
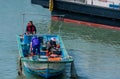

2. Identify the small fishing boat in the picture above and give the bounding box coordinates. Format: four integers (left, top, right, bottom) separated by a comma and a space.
17, 34, 73, 78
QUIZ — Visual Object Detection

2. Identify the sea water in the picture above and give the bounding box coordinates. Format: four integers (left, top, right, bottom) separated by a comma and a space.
0, 0, 120, 79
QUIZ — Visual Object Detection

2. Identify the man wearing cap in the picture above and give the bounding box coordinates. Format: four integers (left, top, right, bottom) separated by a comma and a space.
47, 37, 57, 55
50, 37, 57, 48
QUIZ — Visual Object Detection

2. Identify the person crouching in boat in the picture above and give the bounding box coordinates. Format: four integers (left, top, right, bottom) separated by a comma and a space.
46, 37, 57, 55
26, 21, 36, 35
50, 37, 57, 48
30, 36, 41, 59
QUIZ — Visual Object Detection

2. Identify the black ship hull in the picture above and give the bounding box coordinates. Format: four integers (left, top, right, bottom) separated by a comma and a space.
31, 0, 120, 28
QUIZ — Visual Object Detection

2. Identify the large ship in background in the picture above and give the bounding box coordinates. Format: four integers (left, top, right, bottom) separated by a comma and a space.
31, 0, 120, 28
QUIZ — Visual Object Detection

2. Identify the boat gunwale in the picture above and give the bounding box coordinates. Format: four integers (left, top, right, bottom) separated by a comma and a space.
21, 57, 73, 63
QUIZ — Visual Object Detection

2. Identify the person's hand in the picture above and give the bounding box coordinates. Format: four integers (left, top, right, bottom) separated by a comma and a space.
33, 31, 36, 34
26, 32, 29, 35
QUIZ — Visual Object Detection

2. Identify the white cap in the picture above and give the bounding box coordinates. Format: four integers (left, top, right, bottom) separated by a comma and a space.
51, 37, 56, 41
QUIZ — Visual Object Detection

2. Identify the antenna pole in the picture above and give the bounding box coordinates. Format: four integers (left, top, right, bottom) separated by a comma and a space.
22, 13, 25, 33
58, 15, 64, 36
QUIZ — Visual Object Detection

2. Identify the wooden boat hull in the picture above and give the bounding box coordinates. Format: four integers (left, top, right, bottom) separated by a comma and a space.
17, 34, 73, 78
23, 62, 65, 78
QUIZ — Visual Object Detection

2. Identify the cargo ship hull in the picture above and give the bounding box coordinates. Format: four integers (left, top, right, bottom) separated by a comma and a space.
31, 0, 120, 27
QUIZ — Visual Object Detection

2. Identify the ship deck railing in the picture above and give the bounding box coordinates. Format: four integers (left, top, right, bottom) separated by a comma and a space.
58, 0, 85, 4
57, 0, 120, 10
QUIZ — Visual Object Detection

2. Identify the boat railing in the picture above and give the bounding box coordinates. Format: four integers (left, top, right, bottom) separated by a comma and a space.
21, 56, 73, 63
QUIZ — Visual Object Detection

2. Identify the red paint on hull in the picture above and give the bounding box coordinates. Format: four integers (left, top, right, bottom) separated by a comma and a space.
52, 16, 120, 31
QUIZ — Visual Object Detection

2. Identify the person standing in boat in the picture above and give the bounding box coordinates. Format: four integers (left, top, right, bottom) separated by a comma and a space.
30, 36, 41, 58
26, 21, 36, 34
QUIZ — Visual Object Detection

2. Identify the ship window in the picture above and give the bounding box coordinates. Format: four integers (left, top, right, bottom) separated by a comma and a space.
75, 0, 86, 3
58, 0, 86, 3
98, 0, 107, 2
